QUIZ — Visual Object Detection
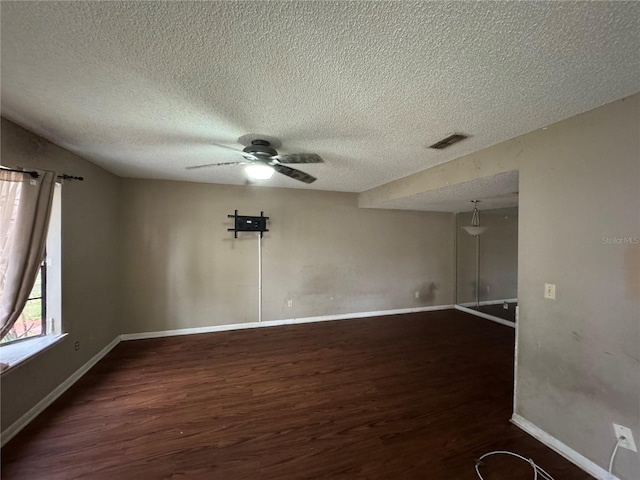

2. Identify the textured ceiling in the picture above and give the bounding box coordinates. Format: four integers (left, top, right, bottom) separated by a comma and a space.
1, 1, 639, 204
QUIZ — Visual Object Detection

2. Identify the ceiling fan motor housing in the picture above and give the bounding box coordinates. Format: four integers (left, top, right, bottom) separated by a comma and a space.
243, 139, 278, 158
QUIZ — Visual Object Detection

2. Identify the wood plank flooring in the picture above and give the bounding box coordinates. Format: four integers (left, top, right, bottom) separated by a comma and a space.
1, 311, 591, 479
476, 302, 517, 323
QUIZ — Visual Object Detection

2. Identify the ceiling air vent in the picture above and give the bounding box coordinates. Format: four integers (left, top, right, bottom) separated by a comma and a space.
428, 133, 468, 150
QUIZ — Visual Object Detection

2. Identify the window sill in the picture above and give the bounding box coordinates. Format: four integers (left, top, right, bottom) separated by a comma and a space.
0, 334, 68, 374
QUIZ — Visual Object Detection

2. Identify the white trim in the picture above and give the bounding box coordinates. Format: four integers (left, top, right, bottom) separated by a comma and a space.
120, 304, 455, 341
0, 334, 68, 372
454, 304, 516, 328
511, 414, 618, 480
513, 317, 519, 413
1, 335, 121, 447
457, 298, 518, 307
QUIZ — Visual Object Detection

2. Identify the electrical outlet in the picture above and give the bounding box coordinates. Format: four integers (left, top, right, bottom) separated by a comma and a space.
544, 283, 556, 299
74, 341, 80, 351
613, 424, 637, 452
287, 300, 293, 308
415, 291, 420, 299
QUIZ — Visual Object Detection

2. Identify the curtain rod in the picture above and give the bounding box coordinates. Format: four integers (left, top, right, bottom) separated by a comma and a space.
0, 166, 84, 181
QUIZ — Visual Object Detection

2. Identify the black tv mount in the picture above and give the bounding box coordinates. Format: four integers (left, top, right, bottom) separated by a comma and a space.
227, 210, 269, 238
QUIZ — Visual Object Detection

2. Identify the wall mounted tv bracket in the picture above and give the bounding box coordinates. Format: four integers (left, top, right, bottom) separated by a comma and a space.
227, 210, 269, 238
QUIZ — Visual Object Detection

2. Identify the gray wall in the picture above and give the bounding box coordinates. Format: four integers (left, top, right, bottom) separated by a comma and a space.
457, 208, 518, 305
0, 118, 122, 430
120, 179, 455, 333
516, 96, 639, 478
0, 120, 455, 436
366, 94, 639, 478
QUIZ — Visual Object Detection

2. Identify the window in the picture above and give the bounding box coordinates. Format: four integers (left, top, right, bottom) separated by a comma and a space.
0, 183, 62, 368
0, 259, 46, 344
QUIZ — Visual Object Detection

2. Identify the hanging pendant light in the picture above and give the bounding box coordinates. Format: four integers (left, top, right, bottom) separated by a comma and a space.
462, 200, 488, 236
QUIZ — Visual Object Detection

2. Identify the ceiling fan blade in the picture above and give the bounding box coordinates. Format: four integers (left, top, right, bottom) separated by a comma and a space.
210, 142, 243, 153
185, 161, 246, 170
273, 164, 317, 184
276, 153, 324, 164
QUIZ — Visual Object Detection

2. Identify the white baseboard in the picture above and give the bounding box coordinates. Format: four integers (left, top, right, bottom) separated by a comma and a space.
454, 304, 515, 328
511, 414, 617, 480
457, 298, 517, 308
120, 304, 455, 341
1, 335, 121, 447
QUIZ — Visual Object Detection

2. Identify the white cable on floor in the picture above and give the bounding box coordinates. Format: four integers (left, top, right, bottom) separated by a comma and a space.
608, 436, 625, 479
474, 450, 556, 480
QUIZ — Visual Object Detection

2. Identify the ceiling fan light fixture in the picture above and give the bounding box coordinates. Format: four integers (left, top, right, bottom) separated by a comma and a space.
186, 136, 322, 183
245, 164, 275, 180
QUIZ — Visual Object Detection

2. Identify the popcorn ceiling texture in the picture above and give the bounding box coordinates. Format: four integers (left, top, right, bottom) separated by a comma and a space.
1, 2, 639, 202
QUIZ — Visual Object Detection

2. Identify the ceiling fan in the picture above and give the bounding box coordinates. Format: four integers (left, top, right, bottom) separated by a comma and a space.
186, 139, 324, 184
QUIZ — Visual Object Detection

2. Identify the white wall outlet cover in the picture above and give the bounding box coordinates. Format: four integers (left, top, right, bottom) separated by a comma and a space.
287, 300, 293, 308
415, 291, 420, 299
544, 283, 556, 299
613, 424, 637, 452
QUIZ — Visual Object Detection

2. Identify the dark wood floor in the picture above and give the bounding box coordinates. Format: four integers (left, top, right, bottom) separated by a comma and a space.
2, 311, 591, 479
476, 302, 517, 322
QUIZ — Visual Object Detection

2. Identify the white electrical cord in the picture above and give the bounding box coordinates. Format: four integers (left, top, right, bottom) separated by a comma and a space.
608, 436, 625, 479
474, 450, 556, 480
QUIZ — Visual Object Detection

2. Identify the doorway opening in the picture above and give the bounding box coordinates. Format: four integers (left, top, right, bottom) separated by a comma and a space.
455, 206, 518, 326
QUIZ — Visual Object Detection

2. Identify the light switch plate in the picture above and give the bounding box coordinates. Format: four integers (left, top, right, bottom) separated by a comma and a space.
544, 283, 556, 299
